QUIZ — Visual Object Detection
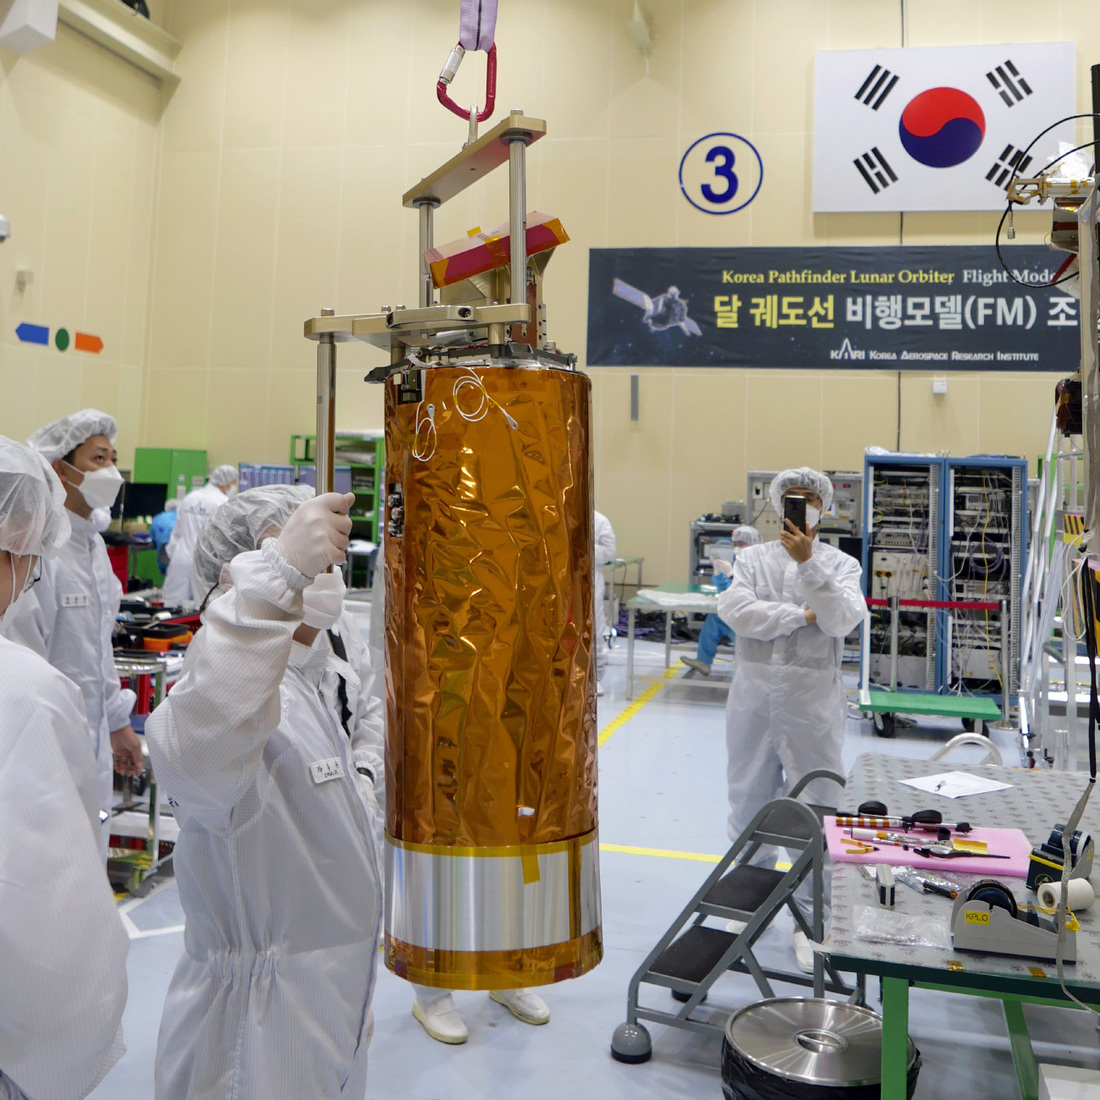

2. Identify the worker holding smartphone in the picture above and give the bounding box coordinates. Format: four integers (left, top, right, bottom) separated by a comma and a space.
716, 468, 865, 973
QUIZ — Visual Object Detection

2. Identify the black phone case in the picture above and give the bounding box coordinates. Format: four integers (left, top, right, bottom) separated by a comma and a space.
783, 496, 807, 532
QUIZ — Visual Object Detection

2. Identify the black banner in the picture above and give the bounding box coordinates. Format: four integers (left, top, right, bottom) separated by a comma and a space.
586, 245, 1079, 370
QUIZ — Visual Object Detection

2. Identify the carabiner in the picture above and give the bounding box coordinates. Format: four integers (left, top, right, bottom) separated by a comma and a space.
436, 41, 497, 124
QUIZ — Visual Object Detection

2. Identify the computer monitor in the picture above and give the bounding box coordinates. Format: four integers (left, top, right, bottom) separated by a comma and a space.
121, 482, 168, 519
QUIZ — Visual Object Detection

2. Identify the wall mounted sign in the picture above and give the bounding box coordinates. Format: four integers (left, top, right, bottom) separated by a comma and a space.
587, 245, 1078, 370
15, 323, 103, 353
679, 132, 763, 215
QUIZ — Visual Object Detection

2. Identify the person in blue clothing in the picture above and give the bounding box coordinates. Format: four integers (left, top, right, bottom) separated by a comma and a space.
149, 498, 178, 575
681, 525, 762, 676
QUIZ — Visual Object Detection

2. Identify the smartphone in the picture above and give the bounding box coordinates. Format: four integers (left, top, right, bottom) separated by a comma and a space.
783, 494, 807, 533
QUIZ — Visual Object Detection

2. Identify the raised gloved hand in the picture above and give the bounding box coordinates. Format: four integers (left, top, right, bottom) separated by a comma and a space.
273, 492, 354, 580
714, 570, 732, 592
302, 570, 346, 629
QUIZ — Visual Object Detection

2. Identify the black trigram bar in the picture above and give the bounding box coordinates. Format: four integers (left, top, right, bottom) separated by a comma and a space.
986, 59, 1034, 107
985, 143, 1034, 188
854, 147, 898, 193
854, 64, 899, 110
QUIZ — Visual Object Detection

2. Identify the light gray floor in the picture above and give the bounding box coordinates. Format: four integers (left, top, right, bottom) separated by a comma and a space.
90, 632, 1100, 1099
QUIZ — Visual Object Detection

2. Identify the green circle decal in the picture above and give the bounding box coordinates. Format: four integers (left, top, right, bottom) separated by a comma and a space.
55, 328, 70, 351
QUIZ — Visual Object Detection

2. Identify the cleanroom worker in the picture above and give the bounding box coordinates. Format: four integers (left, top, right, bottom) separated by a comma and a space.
150, 497, 178, 574
593, 509, 617, 696
145, 485, 384, 1099
161, 463, 239, 604
717, 467, 864, 972
0, 436, 129, 1100
8, 409, 144, 855
681, 525, 762, 676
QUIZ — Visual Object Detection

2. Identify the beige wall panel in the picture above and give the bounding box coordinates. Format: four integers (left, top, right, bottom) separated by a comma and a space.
144, 368, 209, 449
745, 371, 824, 472
976, 374, 1053, 466
542, 0, 613, 140
607, 136, 681, 245
115, 366, 144, 467
750, 0, 826, 135
976, 0, 1056, 44
161, 1, 229, 152
123, 136, 157, 367
264, 368, 314, 461
209, 148, 281, 372
148, 149, 220, 371
283, 0, 349, 150
608, 2, 683, 141
905, 1, 980, 46
898, 372, 980, 454
345, 0, 413, 147
79, 361, 121, 418
597, 369, 675, 581
270, 147, 343, 373
336, 144, 413, 316
679, 0, 754, 139
205, 368, 269, 464
29, 355, 84, 432
85, 131, 136, 365
825, 0, 903, 49
821, 371, 899, 468
40, 106, 96, 325
815, 212, 903, 246
333, 363, 385, 435
222, 1, 288, 151
747, 132, 814, 245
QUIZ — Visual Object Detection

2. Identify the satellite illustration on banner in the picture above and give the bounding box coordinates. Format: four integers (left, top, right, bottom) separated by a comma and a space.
611, 279, 702, 337
813, 42, 1075, 212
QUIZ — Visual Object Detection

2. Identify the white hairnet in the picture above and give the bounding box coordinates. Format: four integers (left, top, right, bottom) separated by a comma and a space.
193, 484, 312, 596
209, 464, 239, 489
165, 498, 179, 512
731, 525, 762, 546
26, 408, 118, 463
769, 467, 834, 515
0, 435, 71, 558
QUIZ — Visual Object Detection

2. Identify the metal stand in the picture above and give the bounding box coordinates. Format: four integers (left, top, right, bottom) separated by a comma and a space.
611, 771, 858, 1065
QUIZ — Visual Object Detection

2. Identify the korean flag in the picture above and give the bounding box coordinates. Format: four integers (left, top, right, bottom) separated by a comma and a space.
813, 42, 1075, 213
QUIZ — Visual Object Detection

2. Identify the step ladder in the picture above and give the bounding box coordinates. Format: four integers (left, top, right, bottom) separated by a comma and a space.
610, 770, 858, 1064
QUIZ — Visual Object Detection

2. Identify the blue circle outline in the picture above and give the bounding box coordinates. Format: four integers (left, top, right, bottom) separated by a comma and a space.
679, 132, 763, 215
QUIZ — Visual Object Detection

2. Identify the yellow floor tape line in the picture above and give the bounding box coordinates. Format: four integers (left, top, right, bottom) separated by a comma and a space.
599, 843, 794, 873
600, 843, 721, 863
597, 667, 680, 747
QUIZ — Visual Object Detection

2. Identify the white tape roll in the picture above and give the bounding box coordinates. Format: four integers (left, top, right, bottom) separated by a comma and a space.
1038, 878, 1095, 911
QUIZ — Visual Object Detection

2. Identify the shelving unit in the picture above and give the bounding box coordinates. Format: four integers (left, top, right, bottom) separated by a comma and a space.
290, 431, 385, 543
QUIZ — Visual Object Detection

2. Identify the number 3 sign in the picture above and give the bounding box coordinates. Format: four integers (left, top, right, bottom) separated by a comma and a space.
679, 133, 764, 215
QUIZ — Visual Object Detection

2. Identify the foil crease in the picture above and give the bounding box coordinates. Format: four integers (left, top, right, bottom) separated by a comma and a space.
384, 364, 596, 850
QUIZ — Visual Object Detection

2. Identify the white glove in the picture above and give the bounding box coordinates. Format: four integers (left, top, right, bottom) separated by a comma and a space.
302, 571, 346, 629
713, 558, 735, 577
273, 492, 354, 580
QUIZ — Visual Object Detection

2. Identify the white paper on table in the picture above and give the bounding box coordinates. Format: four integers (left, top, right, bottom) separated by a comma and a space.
899, 771, 1012, 799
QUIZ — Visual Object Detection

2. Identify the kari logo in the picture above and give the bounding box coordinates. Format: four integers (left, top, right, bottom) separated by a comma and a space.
898, 88, 986, 168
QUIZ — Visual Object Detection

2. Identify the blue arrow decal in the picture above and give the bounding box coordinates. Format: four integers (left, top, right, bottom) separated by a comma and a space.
16, 322, 49, 346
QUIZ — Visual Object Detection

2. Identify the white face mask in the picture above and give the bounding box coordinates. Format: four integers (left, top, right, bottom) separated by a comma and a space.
65, 461, 124, 511
1, 554, 37, 628
302, 571, 346, 630
805, 505, 822, 530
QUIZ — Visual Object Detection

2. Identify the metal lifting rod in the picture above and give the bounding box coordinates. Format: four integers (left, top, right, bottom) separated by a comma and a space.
316, 306, 336, 497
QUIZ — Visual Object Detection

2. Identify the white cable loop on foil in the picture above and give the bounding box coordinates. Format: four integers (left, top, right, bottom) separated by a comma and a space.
413, 402, 437, 463
454, 368, 518, 430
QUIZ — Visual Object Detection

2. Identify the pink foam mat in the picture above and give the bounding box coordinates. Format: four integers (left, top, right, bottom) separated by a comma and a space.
825, 818, 1034, 878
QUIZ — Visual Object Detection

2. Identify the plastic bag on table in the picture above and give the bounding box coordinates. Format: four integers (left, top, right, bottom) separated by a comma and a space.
853, 905, 951, 949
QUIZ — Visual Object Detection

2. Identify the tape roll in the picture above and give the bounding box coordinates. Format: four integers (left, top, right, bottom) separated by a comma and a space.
1038, 878, 1095, 911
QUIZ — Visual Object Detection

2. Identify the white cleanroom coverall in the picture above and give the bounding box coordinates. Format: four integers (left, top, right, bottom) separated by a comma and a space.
145, 542, 384, 1100
0, 636, 128, 1100
4, 510, 136, 854
718, 538, 864, 841
593, 511, 617, 678
163, 483, 231, 604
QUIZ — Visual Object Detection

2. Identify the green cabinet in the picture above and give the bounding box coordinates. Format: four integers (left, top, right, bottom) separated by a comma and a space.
290, 432, 385, 542
133, 447, 208, 502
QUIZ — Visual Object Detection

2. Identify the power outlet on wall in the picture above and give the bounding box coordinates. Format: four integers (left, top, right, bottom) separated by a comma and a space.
932, 376, 948, 396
